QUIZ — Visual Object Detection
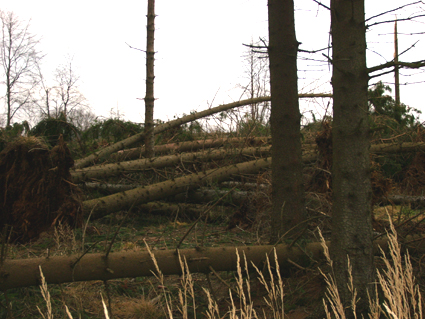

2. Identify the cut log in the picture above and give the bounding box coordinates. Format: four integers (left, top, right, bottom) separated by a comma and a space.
72, 147, 271, 183
0, 237, 389, 291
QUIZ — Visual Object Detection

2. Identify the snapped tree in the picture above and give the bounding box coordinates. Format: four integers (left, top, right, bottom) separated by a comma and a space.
144, 0, 155, 158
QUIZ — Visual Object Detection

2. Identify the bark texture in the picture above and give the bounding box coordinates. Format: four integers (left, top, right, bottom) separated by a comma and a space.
0, 238, 391, 291
72, 146, 271, 183
82, 157, 271, 219
268, 0, 305, 241
144, 0, 155, 158
330, 0, 374, 314
112, 136, 270, 161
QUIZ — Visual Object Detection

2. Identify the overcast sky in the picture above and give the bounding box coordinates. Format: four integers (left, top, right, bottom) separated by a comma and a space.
1, 0, 425, 125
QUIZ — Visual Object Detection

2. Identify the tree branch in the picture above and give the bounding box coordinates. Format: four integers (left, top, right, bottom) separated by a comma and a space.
368, 60, 425, 74
365, 1, 423, 22
311, 0, 330, 10
125, 42, 146, 53
367, 14, 425, 28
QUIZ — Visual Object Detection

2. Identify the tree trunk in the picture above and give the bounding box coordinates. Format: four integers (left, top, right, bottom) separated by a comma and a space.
330, 0, 374, 315
72, 146, 270, 183
74, 96, 271, 169
268, 0, 305, 242
0, 237, 393, 291
74, 94, 330, 169
74, 140, 422, 185
111, 136, 270, 161
144, 0, 155, 158
82, 157, 271, 219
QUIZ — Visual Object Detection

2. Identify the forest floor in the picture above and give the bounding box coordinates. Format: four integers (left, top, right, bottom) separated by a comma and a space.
2, 202, 425, 319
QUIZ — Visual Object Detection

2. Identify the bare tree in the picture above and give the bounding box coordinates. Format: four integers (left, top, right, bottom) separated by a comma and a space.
52, 56, 87, 120
33, 56, 88, 125
239, 40, 270, 126
67, 107, 97, 132
144, 0, 156, 158
0, 11, 42, 127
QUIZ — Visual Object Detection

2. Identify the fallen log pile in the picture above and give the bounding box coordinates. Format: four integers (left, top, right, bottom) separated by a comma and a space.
78, 141, 425, 219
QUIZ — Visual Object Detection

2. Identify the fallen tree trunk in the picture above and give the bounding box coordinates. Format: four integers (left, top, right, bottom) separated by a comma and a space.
113, 136, 271, 161
387, 195, 425, 209
171, 188, 251, 205
72, 147, 271, 183
81, 184, 325, 213
82, 157, 272, 219
73, 141, 424, 184
81, 183, 253, 205
137, 201, 228, 219
0, 238, 388, 291
370, 142, 425, 154
220, 181, 270, 191
74, 97, 272, 169
74, 94, 331, 169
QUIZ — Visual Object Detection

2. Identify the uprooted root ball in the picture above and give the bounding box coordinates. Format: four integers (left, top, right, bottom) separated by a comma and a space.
0, 135, 83, 242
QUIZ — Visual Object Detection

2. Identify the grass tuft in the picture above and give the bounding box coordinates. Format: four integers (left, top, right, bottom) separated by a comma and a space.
34, 219, 422, 319
319, 216, 423, 319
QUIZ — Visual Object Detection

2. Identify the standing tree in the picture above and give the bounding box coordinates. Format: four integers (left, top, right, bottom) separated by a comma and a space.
239, 40, 270, 128
34, 56, 88, 122
0, 11, 42, 127
330, 0, 374, 314
144, 0, 156, 158
268, 0, 306, 242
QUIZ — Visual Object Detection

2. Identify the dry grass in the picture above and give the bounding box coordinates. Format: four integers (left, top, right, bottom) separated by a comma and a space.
36, 220, 422, 319
319, 217, 423, 319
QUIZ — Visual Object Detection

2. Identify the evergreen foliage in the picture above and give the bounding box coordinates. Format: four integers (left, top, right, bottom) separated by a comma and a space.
368, 81, 422, 180
82, 118, 144, 144
369, 81, 421, 129
30, 114, 80, 146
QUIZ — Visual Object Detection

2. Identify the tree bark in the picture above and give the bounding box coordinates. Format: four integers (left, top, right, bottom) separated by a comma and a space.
330, 0, 374, 314
144, 0, 156, 158
73, 140, 423, 185
111, 136, 270, 161
268, 0, 305, 241
0, 238, 391, 291
82, 157, 271, 219
72, 146, 271, 183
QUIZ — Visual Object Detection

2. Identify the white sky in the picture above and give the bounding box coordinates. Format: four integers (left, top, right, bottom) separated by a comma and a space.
1, 0, 425, 125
